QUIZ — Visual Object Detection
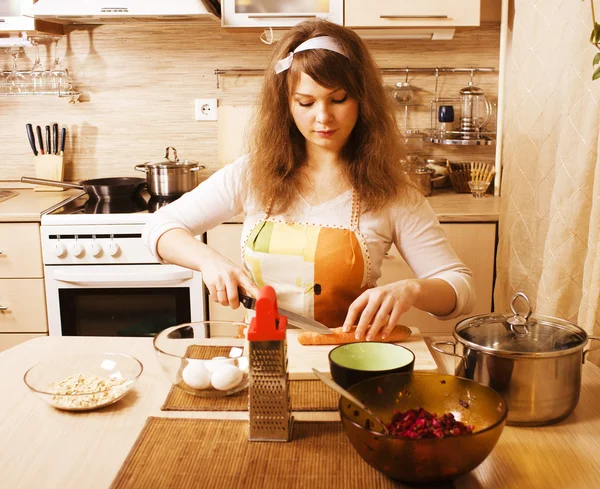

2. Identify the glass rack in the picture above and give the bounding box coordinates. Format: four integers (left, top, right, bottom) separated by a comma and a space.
1, 36, 80, 103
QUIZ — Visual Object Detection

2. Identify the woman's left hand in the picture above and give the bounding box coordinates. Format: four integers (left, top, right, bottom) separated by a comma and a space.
342, 280, 421, 341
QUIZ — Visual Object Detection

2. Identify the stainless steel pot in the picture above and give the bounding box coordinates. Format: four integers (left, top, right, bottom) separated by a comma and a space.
403, 165, 434, 196
135, 146, 205, 197
432, 292, 600, 426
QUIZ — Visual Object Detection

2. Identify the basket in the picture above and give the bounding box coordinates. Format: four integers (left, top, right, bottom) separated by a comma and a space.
447, 161, 495, 193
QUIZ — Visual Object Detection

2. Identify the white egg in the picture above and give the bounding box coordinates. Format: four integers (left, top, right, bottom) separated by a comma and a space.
211, 364, 243, 391
228, 347, 243, 358
205, 356, 236, 372
237, 356, 249, 374
182, 361, 211, 389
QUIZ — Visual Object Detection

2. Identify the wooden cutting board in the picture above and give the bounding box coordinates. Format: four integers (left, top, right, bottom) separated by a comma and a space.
286, 327, 438, 379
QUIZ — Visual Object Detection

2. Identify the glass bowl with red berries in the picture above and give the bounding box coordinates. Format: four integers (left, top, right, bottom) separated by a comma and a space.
339, 372, 508, 484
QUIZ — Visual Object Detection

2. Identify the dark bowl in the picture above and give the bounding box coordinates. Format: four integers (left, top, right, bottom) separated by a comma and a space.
340, 372, 507, 483
328, 342, 415, 389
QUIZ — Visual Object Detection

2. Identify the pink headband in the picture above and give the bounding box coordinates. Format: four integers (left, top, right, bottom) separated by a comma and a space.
274, 36, 349, 74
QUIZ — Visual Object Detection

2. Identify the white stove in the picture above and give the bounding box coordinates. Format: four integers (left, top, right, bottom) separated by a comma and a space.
41, 193, 206, 338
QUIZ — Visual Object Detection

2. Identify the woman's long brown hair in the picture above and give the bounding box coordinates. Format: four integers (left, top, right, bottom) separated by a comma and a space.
246, 19, 407, 214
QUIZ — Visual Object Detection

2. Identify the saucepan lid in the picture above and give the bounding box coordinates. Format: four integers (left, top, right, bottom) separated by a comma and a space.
454, 292, 587, 356
143, 146, 201, 169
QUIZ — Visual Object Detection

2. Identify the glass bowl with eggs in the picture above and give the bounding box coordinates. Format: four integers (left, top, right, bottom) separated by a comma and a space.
153, 321, 249, 397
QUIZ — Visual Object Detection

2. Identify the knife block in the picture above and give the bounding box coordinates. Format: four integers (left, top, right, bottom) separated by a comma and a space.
33, 154, 64, 191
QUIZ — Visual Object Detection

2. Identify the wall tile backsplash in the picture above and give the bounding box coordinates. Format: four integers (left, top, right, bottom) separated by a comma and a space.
0, 21, 499, 181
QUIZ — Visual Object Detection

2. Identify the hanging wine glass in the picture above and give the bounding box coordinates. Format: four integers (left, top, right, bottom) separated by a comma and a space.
29, 39, 47, 94
5, 48, 29, 94
49, 37, 69, 94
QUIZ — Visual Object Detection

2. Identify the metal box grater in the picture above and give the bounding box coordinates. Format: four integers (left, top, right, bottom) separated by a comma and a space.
248, 286, 293, 442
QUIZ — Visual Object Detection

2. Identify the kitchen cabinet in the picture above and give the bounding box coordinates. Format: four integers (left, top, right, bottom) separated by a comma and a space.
0, 223, 48, 350
0, 223, 43, 278
222, 0, 343, 28
206, 224, 247, 336
206, 221, 497, 335
377, 222, 496, 334
0, 0, 63, 35
345, 0, 480, 28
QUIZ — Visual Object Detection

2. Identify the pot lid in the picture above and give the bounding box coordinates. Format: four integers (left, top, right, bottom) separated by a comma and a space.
404, 166, 434, 175
459, 84, 486, 96
455, 292, 587, 355
144, 146, 201, 169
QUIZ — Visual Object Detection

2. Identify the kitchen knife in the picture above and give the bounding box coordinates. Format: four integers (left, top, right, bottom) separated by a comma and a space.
25, 124, 38, 156
52, 123, 58, 155
239, 291, 333, 335
45, 125, 51, 155
36, 125, 44, 154
60, 127, 66, 156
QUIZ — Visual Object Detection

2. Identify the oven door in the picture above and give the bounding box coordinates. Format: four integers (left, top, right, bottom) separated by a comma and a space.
44, 264, 205, 337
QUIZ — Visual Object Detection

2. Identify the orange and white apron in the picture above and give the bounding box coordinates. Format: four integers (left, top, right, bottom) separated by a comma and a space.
242, 191, 372, 328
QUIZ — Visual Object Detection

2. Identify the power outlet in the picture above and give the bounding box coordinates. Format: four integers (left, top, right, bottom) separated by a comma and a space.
195, 98, 218, 121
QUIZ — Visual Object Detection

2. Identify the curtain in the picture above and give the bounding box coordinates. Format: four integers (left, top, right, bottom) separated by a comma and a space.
495, 0, 600, 362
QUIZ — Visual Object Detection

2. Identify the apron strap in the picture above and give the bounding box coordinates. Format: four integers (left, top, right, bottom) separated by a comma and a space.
350, 190, 360, 230
265, 197, 275, 219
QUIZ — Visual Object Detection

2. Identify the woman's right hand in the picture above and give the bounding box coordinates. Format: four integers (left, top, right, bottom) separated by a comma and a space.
155, 228, 259, 309
201, 249, 260, 309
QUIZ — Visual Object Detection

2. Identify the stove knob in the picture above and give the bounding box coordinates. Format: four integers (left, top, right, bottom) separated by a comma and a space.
54, 242, 67, 257
107, 241, 120, 257
89, 242, 102, 257
70, 241, 84, 257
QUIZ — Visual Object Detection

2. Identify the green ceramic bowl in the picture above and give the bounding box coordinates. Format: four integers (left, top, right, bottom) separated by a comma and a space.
328, 342, 415, 389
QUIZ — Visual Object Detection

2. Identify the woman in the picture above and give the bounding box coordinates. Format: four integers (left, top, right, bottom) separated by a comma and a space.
143, 19, 475, 341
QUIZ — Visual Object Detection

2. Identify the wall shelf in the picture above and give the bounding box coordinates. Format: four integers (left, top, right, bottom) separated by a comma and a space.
214, 66, 496, 89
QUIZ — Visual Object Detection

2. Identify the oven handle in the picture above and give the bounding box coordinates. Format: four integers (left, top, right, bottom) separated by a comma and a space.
53, 269, 194, 286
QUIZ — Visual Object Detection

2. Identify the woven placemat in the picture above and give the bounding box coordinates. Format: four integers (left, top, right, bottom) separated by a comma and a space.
110, 418, 416, 489
184, 344, 236, 359
161, 344, 337, 411
161, 379, 337, 411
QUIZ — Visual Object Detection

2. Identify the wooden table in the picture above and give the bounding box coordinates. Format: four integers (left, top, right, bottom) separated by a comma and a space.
1, 336, 600, 489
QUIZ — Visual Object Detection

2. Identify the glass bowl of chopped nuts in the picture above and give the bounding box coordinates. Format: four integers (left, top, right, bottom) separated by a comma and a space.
23, 353, 143, 411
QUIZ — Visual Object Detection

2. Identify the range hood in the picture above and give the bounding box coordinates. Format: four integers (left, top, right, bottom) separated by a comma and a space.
23, 0, 219, 24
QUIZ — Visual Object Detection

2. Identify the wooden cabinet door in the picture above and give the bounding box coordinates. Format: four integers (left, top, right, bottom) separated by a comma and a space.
0, 223, 43, 278
0, 279, 48, 333
379, 223, 496, 334
206, 224, 247, 336
222, 0, 343, 27
345, 0, 480, 27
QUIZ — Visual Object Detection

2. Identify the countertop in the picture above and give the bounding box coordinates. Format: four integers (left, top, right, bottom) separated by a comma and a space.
223, 188, 501, 224
1, 336, 600, 489
0, 187, 79, 223
0, 186, 500, 224
427, 188, 500, 222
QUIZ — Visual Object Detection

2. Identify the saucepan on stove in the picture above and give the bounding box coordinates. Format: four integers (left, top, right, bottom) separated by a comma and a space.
135, 146, 206, 198
432, 292, 600, 426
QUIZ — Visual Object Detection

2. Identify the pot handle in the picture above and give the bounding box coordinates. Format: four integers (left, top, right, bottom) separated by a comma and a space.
134, 164, 148, 173
189, 165, 206, 173
430, 340, 468, 370
583, 336, 600, 363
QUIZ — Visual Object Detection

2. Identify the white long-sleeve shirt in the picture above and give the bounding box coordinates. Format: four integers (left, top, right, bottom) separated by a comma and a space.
143, 155, 476, 319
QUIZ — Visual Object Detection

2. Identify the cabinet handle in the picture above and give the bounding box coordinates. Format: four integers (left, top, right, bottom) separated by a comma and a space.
0, 305, 8, 311
380, 15, 450, 19
248, 14, 317, 19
